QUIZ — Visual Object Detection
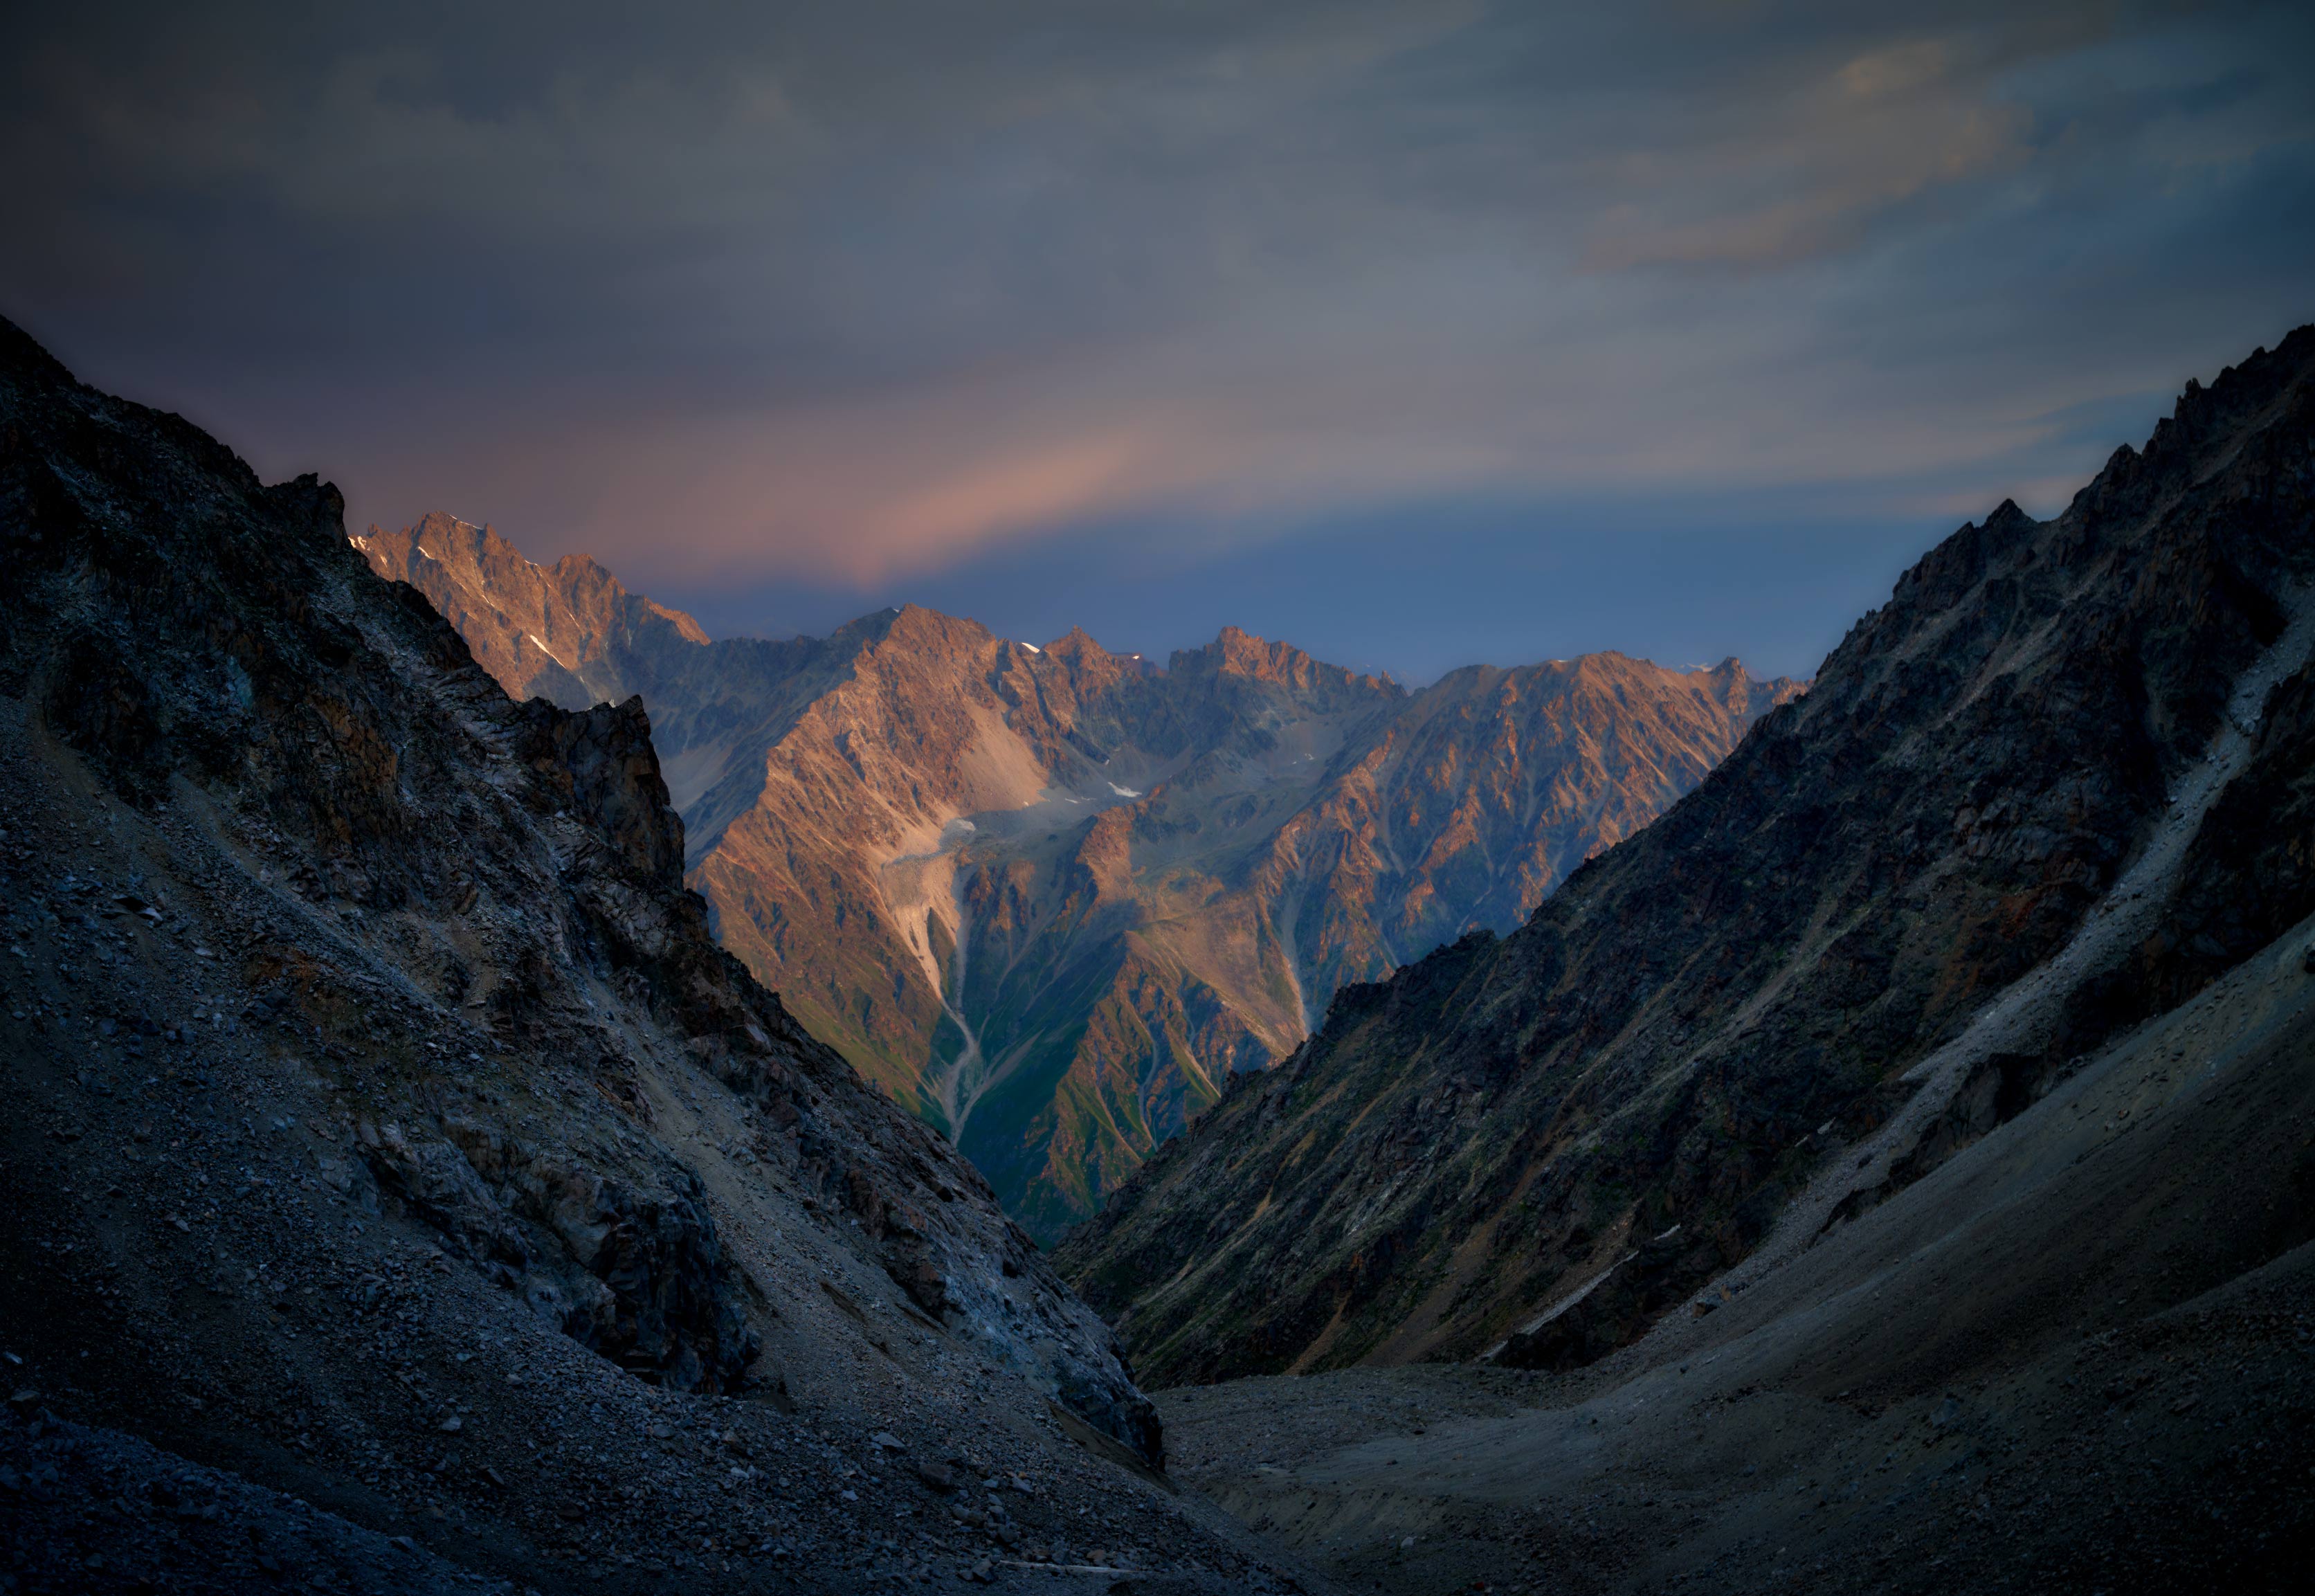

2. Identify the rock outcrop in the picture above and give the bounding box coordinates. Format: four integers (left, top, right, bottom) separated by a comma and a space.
1054, 326, 2315, 1388
365, 523, 1797, 1237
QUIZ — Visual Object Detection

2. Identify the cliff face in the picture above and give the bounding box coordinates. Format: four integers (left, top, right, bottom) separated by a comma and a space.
0, 317, 1339, 1595
353, 513, 710, 708
365, 524, 1794, 1237
1053, 327, 2315, 1387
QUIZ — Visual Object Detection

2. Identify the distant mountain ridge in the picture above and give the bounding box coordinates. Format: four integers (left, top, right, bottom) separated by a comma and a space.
364, 514, 1800, 1236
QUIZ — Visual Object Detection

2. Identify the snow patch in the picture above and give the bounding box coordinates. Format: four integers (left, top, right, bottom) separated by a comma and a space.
1108, 783, 1143, 799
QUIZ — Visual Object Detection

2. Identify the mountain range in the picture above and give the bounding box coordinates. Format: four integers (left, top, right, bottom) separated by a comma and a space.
361, 517, 1799, 1237
8, 305, 2314, 1594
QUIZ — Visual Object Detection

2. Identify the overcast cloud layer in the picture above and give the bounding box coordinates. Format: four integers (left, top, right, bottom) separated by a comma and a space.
5, 1, 2311, 679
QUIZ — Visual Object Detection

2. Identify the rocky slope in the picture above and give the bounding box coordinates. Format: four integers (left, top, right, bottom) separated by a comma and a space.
1055, 326, 2315, 1393
363, 523, 1795, 1237
0, 316, 1318, 1593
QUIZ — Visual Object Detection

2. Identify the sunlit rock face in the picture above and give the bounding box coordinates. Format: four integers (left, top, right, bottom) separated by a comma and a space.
371, 520, 1795, 1238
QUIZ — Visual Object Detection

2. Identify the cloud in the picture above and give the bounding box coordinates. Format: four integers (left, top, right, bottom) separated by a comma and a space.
1581, 50, 2035, 270
866, 433, 1156, 581
1, 0, 2310, 610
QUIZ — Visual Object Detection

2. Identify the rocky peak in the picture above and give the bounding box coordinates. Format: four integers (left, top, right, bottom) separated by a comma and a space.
361, 511, 712, 708
873, 601, 990, 657
1174, 624, 1400, 702
1044, 624, 1112, 661
1035, 625, 1148, 701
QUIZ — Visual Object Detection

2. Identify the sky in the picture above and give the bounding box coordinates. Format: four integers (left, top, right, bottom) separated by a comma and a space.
3, 1, 2311, 683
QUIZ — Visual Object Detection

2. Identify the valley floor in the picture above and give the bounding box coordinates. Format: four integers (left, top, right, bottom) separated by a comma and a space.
1155, 914, 2315, 1595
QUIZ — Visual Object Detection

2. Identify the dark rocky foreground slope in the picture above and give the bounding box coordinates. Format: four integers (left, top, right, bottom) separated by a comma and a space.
0, 318, 1317, 1593
1058, 325, 2315, 1393
362, 516, 1795, 1238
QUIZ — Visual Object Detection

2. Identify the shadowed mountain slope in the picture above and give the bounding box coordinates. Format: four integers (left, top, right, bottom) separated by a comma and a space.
1054, 326, 2315, 1388
365, 525, 1796, 1238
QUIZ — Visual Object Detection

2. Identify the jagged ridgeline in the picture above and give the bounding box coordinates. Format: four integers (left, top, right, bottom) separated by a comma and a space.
1055, 327, 2315, 1388
0, 311, 1159, 1459
363, 518, 1799, 1239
